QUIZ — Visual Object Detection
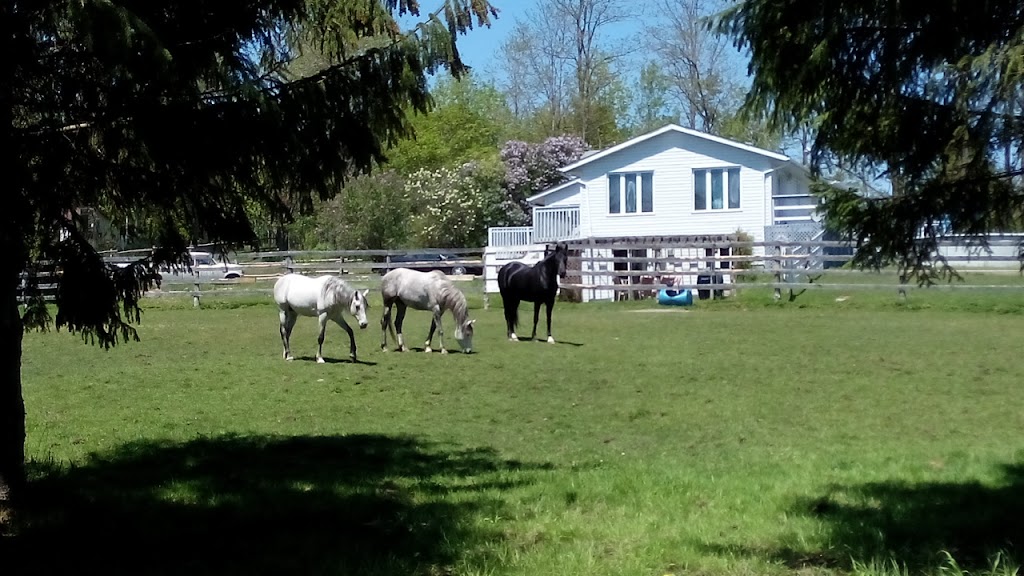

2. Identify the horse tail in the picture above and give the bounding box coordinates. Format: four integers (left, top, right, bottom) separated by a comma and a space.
497, 263, 519, 330
497, 262, 511, 294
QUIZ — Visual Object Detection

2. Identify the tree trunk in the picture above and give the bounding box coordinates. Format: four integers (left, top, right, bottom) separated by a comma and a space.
0, 270, 26, 506
274, 224, 289, 252
0, 0, 26, 509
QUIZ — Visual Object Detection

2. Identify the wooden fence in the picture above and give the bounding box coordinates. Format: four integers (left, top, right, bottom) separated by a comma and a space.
107, 247, 486, 307
17, 238, 1024, 307
17, 246, 486, 307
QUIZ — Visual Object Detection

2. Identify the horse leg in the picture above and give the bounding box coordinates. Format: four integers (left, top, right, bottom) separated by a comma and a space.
279, 308, 296, 361
333, 315, 357, 361
316, 312, 329, 363
380, 302, 391, 352
531, 301, 541, 340
503, 298, 519, 341
394, 303, 408, 352
428, 309, 447, 354
424, 316, 436, 353
545, 297, 555, 344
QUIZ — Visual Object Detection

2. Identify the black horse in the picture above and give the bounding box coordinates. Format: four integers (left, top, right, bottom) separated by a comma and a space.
497, 242, 569, 343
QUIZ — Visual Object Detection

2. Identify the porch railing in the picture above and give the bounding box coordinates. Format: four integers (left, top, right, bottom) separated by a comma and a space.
533, 206, 581, 243
488, 227, 533, 248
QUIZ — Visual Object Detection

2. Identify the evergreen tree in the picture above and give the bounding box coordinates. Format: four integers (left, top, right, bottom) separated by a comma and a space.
719, 0, 1024, 276
1, 0, 496, 509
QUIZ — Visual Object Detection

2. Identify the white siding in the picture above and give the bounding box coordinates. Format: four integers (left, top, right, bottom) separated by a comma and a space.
535, 182, 582, 208
566, 131, 787, 242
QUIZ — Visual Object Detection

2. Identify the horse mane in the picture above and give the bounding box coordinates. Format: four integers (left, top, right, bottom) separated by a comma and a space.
436, 279, 469, 324
321, 275, 355, 310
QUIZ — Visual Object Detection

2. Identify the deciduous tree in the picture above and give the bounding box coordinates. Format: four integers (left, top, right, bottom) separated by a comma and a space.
498, 0, 632, 145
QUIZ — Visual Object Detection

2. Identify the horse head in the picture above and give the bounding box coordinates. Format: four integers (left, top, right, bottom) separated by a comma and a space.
350, 288, 370, 329
455, 318, 476, 353
551, 242, 568, 279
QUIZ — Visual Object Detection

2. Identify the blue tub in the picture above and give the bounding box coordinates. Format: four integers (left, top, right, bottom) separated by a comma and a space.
657, 288, 694, 306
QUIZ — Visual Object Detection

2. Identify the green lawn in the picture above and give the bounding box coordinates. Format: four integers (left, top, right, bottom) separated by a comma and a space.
8, 281, 1024, 575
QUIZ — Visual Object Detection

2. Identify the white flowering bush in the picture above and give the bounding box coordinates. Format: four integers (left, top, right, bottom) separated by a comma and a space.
404, 161, 504, 248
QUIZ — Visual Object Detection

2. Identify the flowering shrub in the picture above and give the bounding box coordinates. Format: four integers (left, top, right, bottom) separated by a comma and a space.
500, 135, 587, 224
404, 161, 504, 248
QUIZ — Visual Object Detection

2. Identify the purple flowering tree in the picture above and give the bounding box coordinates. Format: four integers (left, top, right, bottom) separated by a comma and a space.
499, 135, 587, 225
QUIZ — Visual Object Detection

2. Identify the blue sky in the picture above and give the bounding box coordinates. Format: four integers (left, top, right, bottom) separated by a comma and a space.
452, 0, 531, 74
405, 0, 652, 83
394, 1, 534, 73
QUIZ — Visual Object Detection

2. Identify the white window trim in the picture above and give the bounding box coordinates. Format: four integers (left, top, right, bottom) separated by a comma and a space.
693, 166, 742, 211
607, 171, 655, 215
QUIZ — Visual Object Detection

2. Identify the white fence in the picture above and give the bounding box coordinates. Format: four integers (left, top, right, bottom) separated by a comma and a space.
482, 237, 1024, 304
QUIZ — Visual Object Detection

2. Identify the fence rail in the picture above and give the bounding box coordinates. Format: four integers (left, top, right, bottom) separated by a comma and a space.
17, 238, 1024, 307
482, 238, 1024, 304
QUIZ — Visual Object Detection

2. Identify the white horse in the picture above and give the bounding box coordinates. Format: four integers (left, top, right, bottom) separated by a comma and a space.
380, 268, 475, 354
273, 273, 370, 363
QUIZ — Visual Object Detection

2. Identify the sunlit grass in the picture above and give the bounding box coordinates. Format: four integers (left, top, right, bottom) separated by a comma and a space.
13, 279, 1024, 575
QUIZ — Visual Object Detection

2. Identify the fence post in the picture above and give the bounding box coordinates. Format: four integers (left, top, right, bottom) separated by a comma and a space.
897, 272, 908, 301
482, 249, 490, 310
285, 254, 294, 275
193, 269, 201, 308
772, 242, 782, 301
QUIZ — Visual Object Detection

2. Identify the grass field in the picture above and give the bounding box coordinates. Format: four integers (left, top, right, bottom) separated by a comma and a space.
7, 277, 1024, 575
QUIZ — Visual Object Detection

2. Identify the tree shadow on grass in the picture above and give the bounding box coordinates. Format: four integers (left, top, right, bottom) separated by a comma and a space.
511, 337, 584, 347
3, 434, 551, 575
703, 464, 1024, 573
293, 355, 378, 365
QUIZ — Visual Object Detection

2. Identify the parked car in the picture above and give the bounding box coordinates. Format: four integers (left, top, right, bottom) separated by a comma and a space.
157, 251, 244, 282
373, 251, 482, 276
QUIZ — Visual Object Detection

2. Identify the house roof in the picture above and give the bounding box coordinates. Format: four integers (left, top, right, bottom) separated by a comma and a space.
558, 123, 790, 173
525, 177, 583, 204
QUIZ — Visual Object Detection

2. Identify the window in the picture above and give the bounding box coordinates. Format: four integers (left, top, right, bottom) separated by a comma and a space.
608, 172, 653, 214
694, 167, 742, 210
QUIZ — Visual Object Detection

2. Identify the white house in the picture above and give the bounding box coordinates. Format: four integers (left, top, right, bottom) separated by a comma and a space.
485, 123, 821, 301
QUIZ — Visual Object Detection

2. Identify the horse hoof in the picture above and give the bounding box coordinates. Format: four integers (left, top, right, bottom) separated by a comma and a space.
440, 349, 448, 355
316, 357, 325, 364
424, 347, 432, 353
510, 333, 518, 341
285, 356, 295, 361
547, 336, 556, 344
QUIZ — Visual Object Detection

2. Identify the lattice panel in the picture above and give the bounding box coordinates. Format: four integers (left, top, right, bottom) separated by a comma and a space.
765, 222, 824, 272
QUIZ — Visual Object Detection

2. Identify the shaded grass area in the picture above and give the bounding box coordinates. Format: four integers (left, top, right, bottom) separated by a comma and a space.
9, 282, 1024, 575
5, 434, 548, 575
